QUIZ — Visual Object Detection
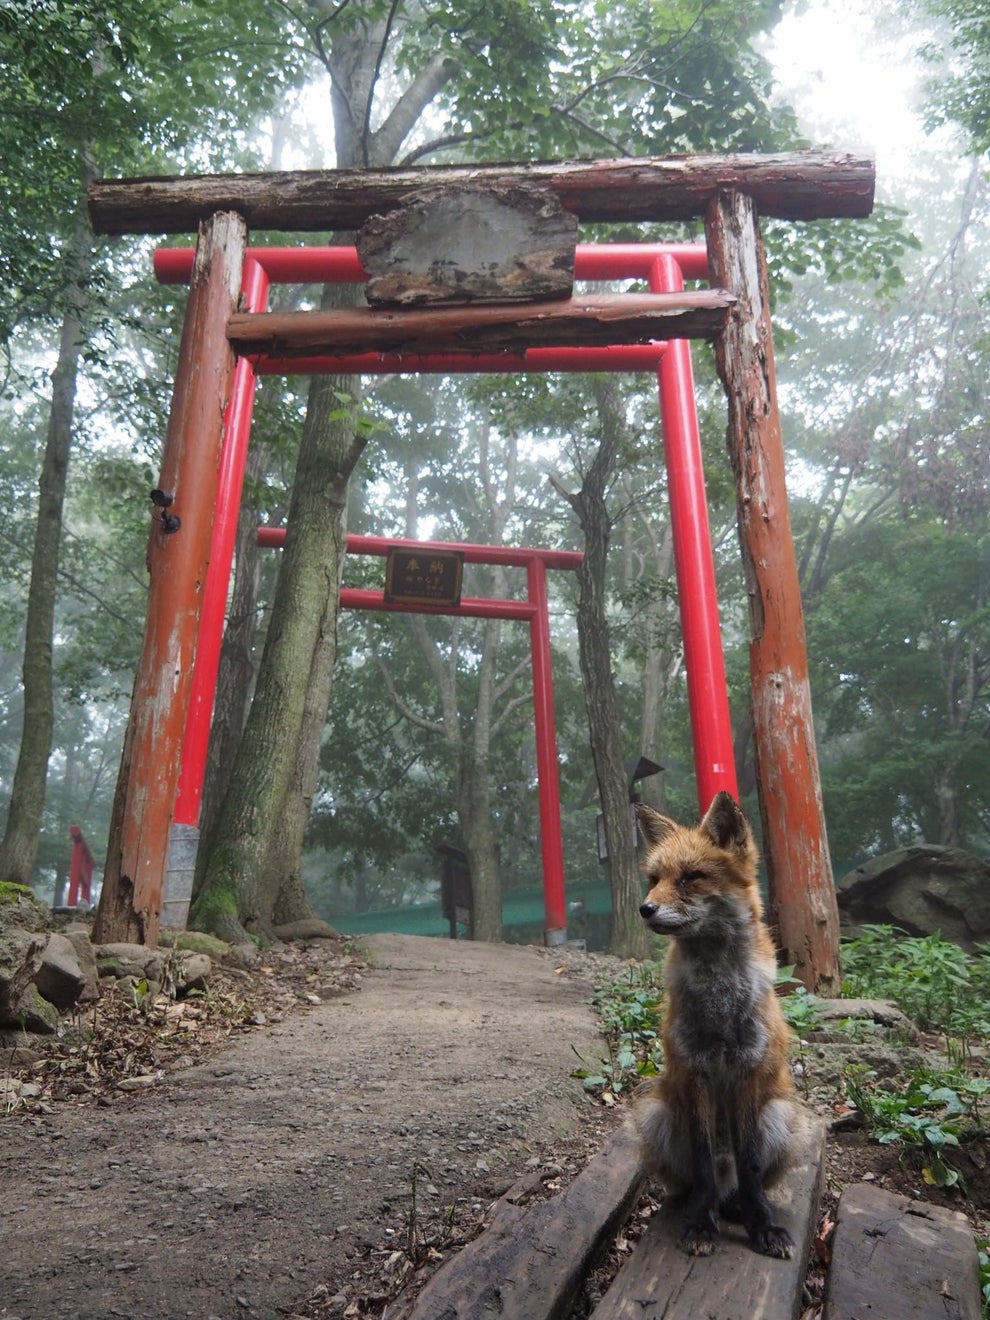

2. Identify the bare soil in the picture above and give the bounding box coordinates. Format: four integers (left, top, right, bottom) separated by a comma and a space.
0, 933, 620, 1320
2, 931, 988, 1320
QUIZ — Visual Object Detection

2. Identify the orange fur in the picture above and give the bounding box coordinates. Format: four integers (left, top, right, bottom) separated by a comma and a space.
631, 792, 803, 1258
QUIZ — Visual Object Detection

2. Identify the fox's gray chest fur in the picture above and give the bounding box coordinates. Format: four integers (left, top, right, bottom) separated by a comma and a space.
669, 951, 769, 1080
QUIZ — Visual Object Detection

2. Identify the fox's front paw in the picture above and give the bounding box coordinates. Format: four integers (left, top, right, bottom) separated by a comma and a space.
679, 1219, 719, 1256
751, 1222, 794, 1259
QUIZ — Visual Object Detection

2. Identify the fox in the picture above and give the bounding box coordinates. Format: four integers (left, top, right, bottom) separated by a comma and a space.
632, 790, 802, 1259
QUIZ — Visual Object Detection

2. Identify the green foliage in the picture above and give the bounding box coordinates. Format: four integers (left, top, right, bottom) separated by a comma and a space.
841, 925, 990, 1040
808, 517, 990, 858
572, 961, 665, 1098
780, 982, 824, 1036
766, 205, 921, 300
977, 1236, 990, 1319
917, 0, 990, 152
393, 0, 801, 164
844, 1061, 977, 1190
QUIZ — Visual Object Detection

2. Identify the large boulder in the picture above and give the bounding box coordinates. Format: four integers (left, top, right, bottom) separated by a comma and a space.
836, 845, 990, 951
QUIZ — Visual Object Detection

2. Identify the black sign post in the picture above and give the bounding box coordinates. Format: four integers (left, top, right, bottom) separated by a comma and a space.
385, 548, 464, 608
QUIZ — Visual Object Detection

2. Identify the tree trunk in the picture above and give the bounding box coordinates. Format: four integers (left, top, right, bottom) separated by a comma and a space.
457, 756, 503, 943
0, 215, 88, 886
625, 481, 677, 814
261, 400, 357, 927
188, 12, 455, 937
192, 445, 267, 900
552, 380, 654, 960
189, 330, 365, 940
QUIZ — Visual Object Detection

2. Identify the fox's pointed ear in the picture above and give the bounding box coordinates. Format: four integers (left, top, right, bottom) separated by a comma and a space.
635, 802, 678, 847
700, 791, 752, 851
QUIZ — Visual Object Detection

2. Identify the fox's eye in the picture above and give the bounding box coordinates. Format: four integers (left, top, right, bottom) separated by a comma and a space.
678, 869, 706, 890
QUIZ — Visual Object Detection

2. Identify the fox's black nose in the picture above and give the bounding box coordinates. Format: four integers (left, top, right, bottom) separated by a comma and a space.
639, 902, 658, 920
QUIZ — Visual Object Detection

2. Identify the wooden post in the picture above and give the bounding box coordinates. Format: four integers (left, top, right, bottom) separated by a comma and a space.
705, 190, 841, 994
93, 211, 246, 947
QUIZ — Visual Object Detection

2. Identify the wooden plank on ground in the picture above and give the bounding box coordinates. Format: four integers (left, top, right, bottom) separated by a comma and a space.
823, 1183, 982, 1320
395, 1125, 645, 1320
590, 1117, 825, 1320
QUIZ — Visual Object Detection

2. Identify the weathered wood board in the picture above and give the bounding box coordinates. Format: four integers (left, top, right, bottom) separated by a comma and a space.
87, 151, 876, 235
226, 290, 735, 362
590, 1117, 826, 1320
357, 185, 578, 306
392, 1125, 645, 1320
823, 1183, 982, 1320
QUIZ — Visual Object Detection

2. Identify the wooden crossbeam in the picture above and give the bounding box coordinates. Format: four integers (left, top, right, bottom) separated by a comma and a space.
88, 151, 875, 235
226, 290, 736, 361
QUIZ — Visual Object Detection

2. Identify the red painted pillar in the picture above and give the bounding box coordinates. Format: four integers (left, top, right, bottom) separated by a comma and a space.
527, 556, 569, 942
174, 256, 269, 827
93, 212, 246, 946
706, 192, 840, 993
650, 254, 739, 809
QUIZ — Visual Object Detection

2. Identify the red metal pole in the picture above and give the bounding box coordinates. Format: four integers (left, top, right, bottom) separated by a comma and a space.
651, 254, 739, 809
68, 825, 83, 906
339, 587, 535, 622
173, 256, 270, 826
527, 556, 569, 941
258, 528, 584, 572
251, 344, 669, 377
154, 242, 710, 287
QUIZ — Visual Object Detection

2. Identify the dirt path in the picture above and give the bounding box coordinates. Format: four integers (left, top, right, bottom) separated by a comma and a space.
1, 934, 615, 1320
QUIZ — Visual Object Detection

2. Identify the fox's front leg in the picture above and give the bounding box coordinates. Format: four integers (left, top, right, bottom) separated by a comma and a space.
732, 1102, 794, 1259
679, 1096, 721, 1256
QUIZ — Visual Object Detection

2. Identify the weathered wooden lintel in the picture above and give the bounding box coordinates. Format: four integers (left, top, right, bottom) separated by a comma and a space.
226, 289, 735, 361
88, 151, 875, 235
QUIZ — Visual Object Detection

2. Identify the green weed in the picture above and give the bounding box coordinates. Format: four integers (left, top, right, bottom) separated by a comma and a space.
572, 962, 665, 1100
844, 1060, 989, 1191
841, 926, 990, 1040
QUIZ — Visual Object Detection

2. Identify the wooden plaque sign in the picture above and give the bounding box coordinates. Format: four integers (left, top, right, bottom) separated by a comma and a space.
385, 548, 464, 607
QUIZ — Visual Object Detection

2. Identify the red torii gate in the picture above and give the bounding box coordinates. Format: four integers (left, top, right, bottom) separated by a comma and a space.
150, 241, 734, 945
259, 530, 583, 937
89, 154, 867, 987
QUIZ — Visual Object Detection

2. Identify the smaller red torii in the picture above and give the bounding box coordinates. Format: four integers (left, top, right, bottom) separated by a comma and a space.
257, 529, 582, 940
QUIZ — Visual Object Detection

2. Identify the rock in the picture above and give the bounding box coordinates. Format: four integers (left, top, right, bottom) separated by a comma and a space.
116, 1074, 159, 1092
0, 883, 51, 932
836, 845, 990, 951
34, 932, 89, 1010
0, 927, 46, 1023
61, 930, 101, 1003
174, 952, 212, 995
159, 929, 230, 959
95, 943, 168, 982
8, 982, 60, 1034
272, 918, 341, 943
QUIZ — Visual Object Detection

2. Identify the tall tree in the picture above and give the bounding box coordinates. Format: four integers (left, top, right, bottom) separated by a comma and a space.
0, 0, 307, 885
551, 377, 655, 958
